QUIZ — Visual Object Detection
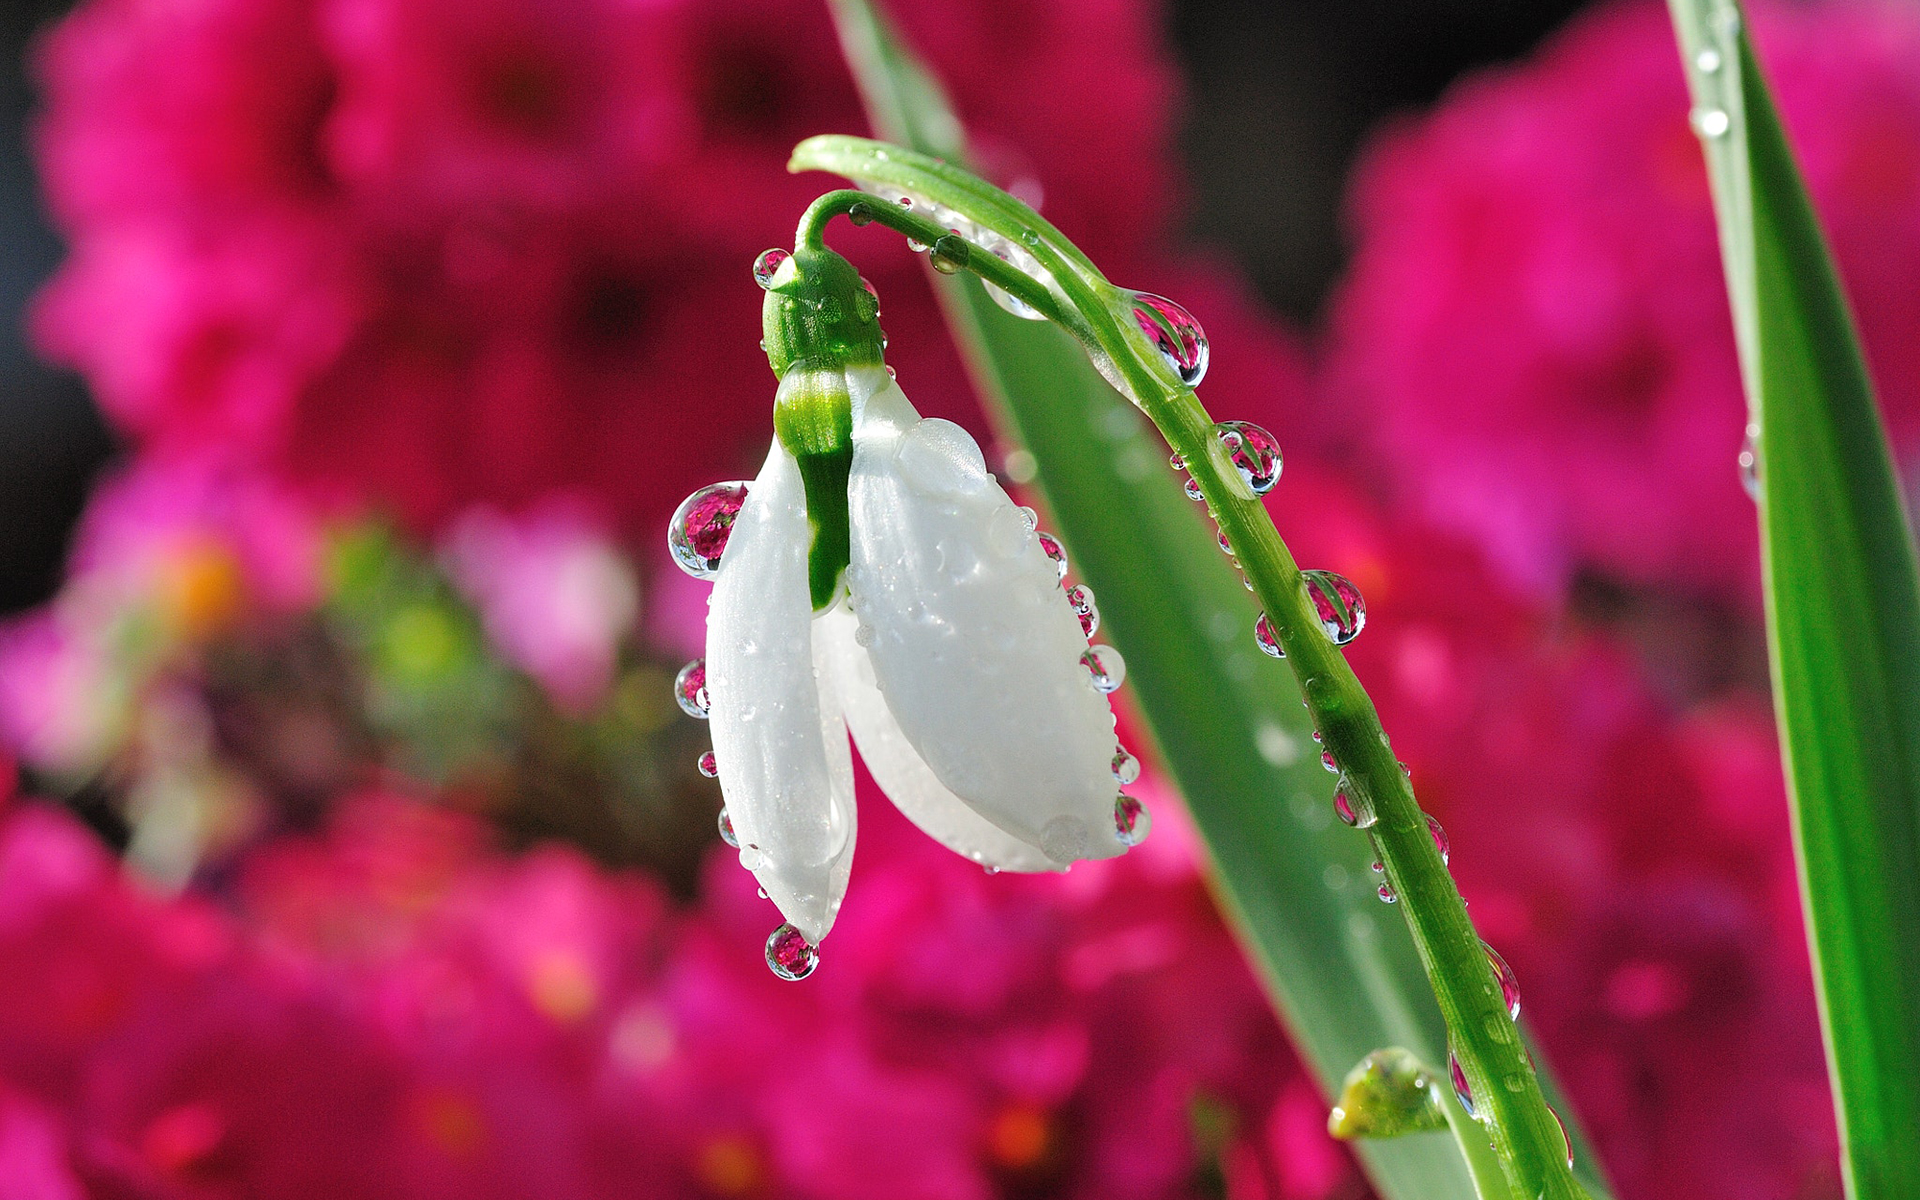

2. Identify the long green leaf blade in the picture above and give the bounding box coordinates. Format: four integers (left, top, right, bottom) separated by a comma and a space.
1668, 4, 1920, 1195
817, 5, 1608, 1197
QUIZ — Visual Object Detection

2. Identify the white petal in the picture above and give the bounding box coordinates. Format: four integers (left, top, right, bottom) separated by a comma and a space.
707, 439, 856, 944
816, 603, 1059, 873
844, 372, 1123, 864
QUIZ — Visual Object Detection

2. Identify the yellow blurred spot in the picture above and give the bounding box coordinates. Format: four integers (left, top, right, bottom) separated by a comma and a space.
159, 540, 244, 639
697, 1135, 762, 1196
528, 950, 598, 1023
413, 1087, 486, 1158
610, 1002, 676, 1070
986, 1103, 1052, 1171
385, 604, 459, 678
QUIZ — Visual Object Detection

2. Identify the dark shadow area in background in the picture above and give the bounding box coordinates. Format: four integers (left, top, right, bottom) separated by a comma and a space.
1171, 0, 1589, 323
0, 0, 1589, 615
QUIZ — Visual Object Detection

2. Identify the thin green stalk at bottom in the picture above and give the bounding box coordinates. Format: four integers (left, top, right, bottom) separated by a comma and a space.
1154, 398, 1588, 1200
788, 137, 1593, 1200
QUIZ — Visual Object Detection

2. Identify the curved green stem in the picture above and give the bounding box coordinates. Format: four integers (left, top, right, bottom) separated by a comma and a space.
794, 190, 1083, 339
791, 136, 1591, 1200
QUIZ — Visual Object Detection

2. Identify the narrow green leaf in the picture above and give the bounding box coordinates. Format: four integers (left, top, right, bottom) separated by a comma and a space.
816, 4, 1609, 1198
1667, 4, 1920, 1195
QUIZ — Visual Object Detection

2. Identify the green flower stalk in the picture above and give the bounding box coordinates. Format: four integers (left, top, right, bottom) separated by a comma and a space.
786, 135, 1594, 1200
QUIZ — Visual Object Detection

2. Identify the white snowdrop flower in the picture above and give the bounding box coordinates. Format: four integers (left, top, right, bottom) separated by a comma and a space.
668, 245, 1143, 978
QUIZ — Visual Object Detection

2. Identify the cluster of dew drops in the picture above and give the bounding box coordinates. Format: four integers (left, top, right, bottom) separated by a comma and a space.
1165, 308, 1572, 1168
657, 258, 1152, 982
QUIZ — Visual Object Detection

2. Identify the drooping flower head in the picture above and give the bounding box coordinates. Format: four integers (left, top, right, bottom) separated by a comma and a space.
670, 244, 1144, 972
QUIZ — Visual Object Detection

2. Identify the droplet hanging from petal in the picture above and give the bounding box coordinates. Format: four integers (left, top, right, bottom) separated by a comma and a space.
717, 807, 739, 847
668, 482, 750, 579
697, 750, 719, 778
674, 659, 710, 718
1037, 532, 1068, 581
1111, 748, 1141, 785
1066, 585, 1099, 637
1302, 570, 1366, 645
1214, 421, 1282, 494
1114, 794, 1151, 846
1081, 645, 1126, 693
765, 923, 818, 981
752, 249, 790, 289
1427, 814, 1449, 865
1128, 291, 1209, 387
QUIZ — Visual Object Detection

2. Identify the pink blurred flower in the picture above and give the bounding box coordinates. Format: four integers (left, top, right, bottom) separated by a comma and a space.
441, 501, 639, 711
0, 455, 323, 775
1327, 0, 1920, 602
30, 0, 1184, 546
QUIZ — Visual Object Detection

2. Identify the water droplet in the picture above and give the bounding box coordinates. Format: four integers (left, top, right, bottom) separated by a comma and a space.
1482, 940, 1522, 1020
1082, 645, 1126, 693
858, 276, 881, 319
1377, 882, 1398, 903
1037, 532, 1069, 581
1114, 794, 1151, 846
697, 750, 719, 778
1255, 612, 1285, 658
982, 241, 1046, 319
1690, 106, 1730, 139
752, 248, 790, 289
1112, 748, 1142, 785
765, 924, 818, 981
896, 195, 914, 209
1213, 421, 1283, 494
1738, 429, 1761, 498
1128, 292, 1209, 387
907, 237, 929, 253
668, 482, 750, 578
1321, 749, 1339, 773
1066, 585, 1099, 637
929, 234, 970, 274
1021, 228, 1040, 247
1168, 453, 1185, 471
717, 807, 738, 847
1427, 814, 1450, 865
1334, 780, 1377, 828
1302, 570, 1366, 645
1184, 478, 1204, 502
1371, 860, 1384, 873
1550, 1105, 1574, 1167
985, 279, 1042, 319
1017, 505, 1039, 531
886, 365, 898, 380
1695, 46, 1722, 72
674, 659, 710, 718
848, 202, 875, 227
1449, 1052, 1475, 1118
1216, 529, 1233, 555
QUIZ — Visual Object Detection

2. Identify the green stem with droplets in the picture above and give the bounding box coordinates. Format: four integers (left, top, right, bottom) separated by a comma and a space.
790, 136, 1592, 1200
